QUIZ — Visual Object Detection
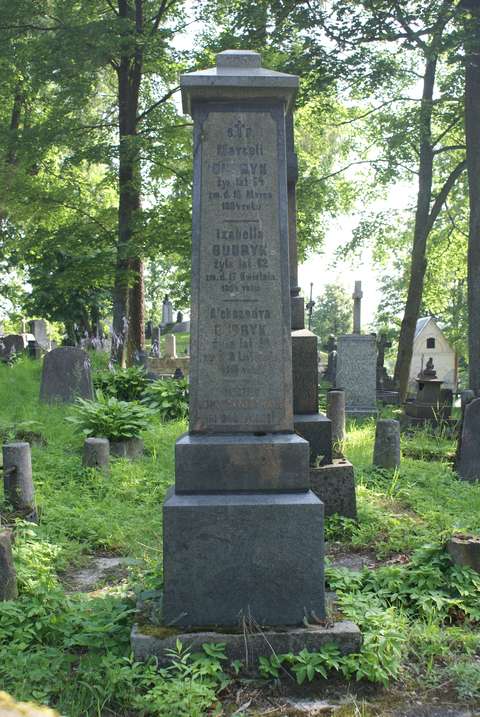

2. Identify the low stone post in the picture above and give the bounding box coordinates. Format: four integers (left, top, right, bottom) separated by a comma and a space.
83, 438, 110, 472
373, 419, 400, 469
327, 390, 346, 444
2, 443, 36, 517
0, 529, 18, 601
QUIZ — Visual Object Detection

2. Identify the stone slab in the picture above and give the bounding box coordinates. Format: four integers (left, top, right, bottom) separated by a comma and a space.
294, 414, 332, 466
162, 488, 325, 627
0, 334, 25, 362
457, 397, 480, 481
39, 347, 93, 403
175, 432, 309, 492
310, 460, 357, 519
188, 101, 293, 434
292, 329, 319, 414
447, 536, 480, 572
147, 356, 190, 377
180, 50, 298, 115
131, 620, 361, 667
336, 334, 377, 417
291, 296, 305, 331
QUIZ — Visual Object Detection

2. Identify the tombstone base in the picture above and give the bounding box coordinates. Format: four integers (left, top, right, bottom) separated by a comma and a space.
162, 488, 325, 628
294, 414, 332, 466
175, 432, 310, 492
131, 619, 361, 668
310, 460, 357, 520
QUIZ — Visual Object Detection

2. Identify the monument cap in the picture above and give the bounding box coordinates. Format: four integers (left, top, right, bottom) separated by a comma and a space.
180, 49, 298, 115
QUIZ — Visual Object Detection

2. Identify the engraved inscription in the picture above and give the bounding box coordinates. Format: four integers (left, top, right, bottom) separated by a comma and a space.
191, 110, 291, 432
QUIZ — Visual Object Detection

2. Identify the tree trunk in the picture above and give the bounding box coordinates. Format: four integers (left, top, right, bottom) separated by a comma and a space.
463, 4, 480, 394
127, 256, 145, 363
393, 56, 436, 401
111, 0, 143, 367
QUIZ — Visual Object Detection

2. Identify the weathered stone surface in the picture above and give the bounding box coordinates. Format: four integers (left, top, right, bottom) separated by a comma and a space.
2, 442, 35, 515
336, 334, 377, 417
175, 433, 309, 492
447, 536, 480, 573
310, 460, 357, 519
164, 334, 176, 358
327, 390, 346, 444
83, 438, 110, 472
40, 347, 93, 403
110, 437, 144, 460
131, 620, 361, 667
180, 50, 298, 116
162, 488, 324, 627
188, 91, 294, 434
148, 356, 190, 377
0, 335, 25, 362
0, 530, 18, 601
29, 320, 49, 349
373, 419, 400, 469
457, 397, 480, 481
292, 329, 318, 415
294, 414, 332, 466
352, 281, 362, 334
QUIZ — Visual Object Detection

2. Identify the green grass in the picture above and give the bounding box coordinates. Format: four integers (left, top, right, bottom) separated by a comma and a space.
1, 359, 480, 715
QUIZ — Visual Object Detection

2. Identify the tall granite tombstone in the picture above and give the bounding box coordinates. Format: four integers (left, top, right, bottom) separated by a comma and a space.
162, 50, 325, 629
286, 112, 332, 466
40, 347, 94, 403
336, 282, 377, 418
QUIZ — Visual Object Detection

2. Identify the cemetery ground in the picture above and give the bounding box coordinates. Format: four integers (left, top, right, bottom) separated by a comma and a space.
1, 360, 480, 716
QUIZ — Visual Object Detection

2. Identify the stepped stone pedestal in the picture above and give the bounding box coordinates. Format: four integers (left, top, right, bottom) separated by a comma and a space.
132, 49, 360, 664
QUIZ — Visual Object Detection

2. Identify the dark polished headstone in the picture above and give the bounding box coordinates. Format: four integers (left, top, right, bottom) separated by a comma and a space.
292, 329, 318, 415
40, 347, 93, 403
163, 488, 324, 628
294, 414, 332, 466
457, 398, 480, 481
175, 432, 309, 492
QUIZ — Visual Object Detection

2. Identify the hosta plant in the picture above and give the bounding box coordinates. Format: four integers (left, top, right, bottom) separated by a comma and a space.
142, 379, 189, 422
67, 393, 152, 441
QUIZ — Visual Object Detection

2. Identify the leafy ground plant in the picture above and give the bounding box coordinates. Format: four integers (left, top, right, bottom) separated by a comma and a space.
93, 365, 149, 401
67, 393, 152, 440
142, 378, 189, 421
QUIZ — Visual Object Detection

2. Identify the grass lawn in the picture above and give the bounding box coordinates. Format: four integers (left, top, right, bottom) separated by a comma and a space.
1, 358, 480, 716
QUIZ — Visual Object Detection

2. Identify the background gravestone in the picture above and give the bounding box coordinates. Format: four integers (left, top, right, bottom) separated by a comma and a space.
335, 282, 377, 418
29, 320, 49, 349
457, 397, 480, 481
40, 347, 94, 403
0, 335, 25, 362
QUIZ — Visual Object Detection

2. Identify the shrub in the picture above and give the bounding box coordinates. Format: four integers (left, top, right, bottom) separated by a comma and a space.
142, 379, 189, 422
93, 366, 148, 402
67, 393, 152, 441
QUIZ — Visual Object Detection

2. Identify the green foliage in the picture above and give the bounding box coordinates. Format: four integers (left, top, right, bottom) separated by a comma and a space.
142, 378, 189, 421
67, 393, 152, 441
310, 283, 353, 347
93, 366, 149, 402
